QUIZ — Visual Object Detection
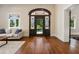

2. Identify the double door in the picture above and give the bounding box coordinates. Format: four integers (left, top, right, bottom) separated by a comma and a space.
30, 16, 50, 36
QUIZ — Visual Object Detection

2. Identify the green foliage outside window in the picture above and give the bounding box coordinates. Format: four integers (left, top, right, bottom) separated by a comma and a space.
36, 19, 43, 29
9, 15, 19, 28
70, 16, 76, 29
10, 20, 15, 27
70, 20, 74, 27
16, 19, 19, 27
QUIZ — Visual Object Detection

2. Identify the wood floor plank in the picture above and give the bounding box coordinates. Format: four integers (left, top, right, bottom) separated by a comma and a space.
16, 36, 79, 54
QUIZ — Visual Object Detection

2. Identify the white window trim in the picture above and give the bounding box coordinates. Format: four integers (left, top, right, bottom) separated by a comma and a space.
8, 14, 20, 29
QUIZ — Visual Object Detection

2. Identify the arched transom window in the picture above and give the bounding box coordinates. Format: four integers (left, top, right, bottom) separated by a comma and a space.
29, 8, 51, 15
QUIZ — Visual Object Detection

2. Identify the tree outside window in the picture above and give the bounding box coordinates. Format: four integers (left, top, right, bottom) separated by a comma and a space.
70, 16, 76, 29
9, 14, 20, 28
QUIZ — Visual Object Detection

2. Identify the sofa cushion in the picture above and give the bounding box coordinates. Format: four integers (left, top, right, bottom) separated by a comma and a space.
10, 28, 16, 34
0, 29, 6, 34
0, 34, 6, 36
6, 29, 12, 34
15, 29, 22, 34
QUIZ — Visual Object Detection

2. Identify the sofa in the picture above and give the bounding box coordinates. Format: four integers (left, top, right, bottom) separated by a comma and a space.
0, 28, 6, 37
0, 28, 7, 46
0, 28, 23, 40
8, 29, 23, 39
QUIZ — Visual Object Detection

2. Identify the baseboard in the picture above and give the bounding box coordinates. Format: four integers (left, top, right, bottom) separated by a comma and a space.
7, 39, 21, 41
7, 37, 24, 41
51, 36, 69, 43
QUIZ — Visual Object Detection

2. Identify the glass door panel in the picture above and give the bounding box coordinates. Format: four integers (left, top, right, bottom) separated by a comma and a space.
31, 16, 35, 29
45, 16, 49, 29
36, 18, 43, 34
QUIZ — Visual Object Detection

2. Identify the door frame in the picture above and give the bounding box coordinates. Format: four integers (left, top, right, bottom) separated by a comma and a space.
29, 8, 51, 36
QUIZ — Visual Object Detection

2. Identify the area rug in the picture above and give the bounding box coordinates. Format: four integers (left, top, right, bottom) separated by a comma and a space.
0, 41, 25, 54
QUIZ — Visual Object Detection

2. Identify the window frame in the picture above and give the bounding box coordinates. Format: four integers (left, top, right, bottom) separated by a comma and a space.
70, 16, 76, 29
8, 14, 20, 29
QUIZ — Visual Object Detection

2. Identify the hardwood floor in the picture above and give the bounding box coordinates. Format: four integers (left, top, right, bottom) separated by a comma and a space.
16, 36, 79, 54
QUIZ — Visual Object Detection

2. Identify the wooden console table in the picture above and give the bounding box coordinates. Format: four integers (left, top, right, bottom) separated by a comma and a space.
0, 36, 8, 47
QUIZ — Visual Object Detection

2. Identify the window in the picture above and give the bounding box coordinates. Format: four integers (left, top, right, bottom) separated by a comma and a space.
70, 16, 76, 29
31, 16, 35, 29
45, 16, 49, 29
9, 14, 20, 28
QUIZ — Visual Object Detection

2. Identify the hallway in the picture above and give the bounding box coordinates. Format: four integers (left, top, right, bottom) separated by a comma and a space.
16, 36, 79, 54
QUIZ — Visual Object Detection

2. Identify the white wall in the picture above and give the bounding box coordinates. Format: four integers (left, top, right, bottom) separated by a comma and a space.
71, 7, 79, 34
0, 4, 73, 42
0, 4, 55, 36
55, 4, 72, 42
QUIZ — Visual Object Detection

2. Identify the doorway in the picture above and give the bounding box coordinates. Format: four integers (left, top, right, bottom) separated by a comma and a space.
35, 16, 44, 35
29, 8, 51, 36
64, 5, 78, 44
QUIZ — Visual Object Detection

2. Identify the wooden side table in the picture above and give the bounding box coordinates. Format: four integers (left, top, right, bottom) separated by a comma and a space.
0, 36, 8, 47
